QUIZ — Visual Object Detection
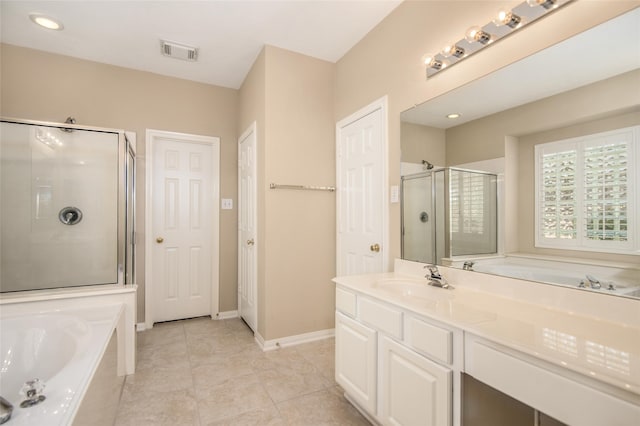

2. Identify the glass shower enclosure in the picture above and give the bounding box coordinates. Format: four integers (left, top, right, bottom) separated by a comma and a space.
0, 118, 135, 292
402, 168, 498, 264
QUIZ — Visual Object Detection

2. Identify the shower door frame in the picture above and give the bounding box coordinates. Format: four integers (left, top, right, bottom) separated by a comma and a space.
0, 117, 133, 290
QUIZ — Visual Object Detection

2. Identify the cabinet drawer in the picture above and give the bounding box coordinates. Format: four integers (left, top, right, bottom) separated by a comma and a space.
359, 297, 403, 339
336, 287, 357, 317
405, 316, 452, 365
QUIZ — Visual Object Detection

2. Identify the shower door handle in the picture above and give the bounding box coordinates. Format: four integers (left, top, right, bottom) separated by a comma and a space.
156, 237, 164, 243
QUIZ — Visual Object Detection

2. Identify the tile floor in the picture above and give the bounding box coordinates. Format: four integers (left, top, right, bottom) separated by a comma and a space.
115, 317, 370, 426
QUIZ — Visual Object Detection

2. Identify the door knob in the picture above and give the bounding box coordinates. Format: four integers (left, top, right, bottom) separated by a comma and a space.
247, 239, 255, 246
156, 237, 164, 243
370, 243, 380, 252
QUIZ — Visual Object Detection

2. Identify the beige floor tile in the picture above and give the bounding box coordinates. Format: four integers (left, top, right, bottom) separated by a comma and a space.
191, 357, 255, 389
259, 347, 318, 374
277, 387, 370, 426
137, 321, 186, 349
204, 404, 284, 426
115, 388, 200, 426
258, 365, 332, 403
137, 338, 189, 369
297, 340, 335, 381
117, 318, 367, 426
122, 360, 193, 400
184, 317, 232, 337
196, 374, 275, 424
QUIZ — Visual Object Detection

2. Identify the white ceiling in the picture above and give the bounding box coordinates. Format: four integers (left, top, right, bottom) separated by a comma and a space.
0, 0, 402, 89
401, 7, 640, 129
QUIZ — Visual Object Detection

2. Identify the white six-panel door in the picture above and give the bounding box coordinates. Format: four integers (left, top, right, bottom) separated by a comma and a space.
238, 122, 257, 332
146, 130, 220, 325
337, 98, 388, 276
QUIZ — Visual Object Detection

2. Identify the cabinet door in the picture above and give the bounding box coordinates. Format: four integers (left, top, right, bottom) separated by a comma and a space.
335, 311, 377, 415
380, 336, 452, 426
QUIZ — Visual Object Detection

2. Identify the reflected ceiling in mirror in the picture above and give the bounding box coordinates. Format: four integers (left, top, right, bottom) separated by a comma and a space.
404, 8, 640, 129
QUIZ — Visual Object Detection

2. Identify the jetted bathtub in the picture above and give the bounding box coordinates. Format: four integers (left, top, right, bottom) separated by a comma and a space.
0, 304, 123, 426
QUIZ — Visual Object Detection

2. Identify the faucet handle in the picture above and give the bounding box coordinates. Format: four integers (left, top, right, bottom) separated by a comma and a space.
424, 264, 441, 278
19, 379, 46, 408
0, 396, 13, 425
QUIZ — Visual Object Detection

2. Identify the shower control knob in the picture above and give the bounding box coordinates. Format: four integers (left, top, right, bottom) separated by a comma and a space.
156, 237, 164, 243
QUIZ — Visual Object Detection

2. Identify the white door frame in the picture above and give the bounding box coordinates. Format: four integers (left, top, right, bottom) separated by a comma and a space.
336, 96, 390, 274
237, 121, 258, 332
145, 129, 220, 329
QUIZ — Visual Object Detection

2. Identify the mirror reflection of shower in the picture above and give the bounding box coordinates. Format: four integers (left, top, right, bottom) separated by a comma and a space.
422, 159, 434, 170
0, 118, 136, 293
402, 167, 498, 264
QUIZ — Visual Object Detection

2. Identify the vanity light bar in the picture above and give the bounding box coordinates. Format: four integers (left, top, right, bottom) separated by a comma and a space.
425, 0, 573, 78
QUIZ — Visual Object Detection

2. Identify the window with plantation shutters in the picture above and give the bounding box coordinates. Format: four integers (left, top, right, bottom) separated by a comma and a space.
535, 126, 639, 254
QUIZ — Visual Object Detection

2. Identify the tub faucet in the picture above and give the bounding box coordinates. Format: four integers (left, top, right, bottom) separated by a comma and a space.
585, 274, 601, 289
0, 396, 12, 424
424, 265, 450, 289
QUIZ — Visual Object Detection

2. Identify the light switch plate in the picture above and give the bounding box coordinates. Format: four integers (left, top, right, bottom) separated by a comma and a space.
221, 198, 233, 210
390, 185, 399, 203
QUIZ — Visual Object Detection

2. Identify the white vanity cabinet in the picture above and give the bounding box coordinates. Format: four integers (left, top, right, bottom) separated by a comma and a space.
335, 311, 378, 414
335, 286, 460, 426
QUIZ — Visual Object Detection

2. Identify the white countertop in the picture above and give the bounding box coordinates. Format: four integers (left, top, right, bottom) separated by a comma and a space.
332, 261, 640, 398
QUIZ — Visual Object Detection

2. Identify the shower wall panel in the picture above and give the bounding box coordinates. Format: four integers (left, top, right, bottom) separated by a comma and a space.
1, 121, 119, 292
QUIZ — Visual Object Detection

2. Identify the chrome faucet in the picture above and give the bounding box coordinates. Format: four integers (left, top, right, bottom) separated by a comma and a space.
0, 396, 13, 425
585, 274, 602, 289
424, 264, 450, 289
462, 261, 475, 271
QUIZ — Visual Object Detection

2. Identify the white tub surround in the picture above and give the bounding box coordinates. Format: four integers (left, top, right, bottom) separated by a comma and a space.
0, 299, 131, 426
442, 254, 640, 297
333, 260, 640, 426
0, 284, 137, 377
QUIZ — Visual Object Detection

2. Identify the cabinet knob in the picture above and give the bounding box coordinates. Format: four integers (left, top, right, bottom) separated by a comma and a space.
247, 239, 255, 246
156, 237, 164, 243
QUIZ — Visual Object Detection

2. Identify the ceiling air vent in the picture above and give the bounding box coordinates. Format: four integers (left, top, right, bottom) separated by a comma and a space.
160, 40, 198, 62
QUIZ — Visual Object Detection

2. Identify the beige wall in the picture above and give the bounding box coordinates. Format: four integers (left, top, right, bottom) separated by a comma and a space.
400, 121, 445, 166
335, 0, 639, 265
239, 46, 335, 340
0, 43, 239, 320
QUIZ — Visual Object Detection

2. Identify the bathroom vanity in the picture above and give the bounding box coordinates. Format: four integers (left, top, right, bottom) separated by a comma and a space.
333, 260, 640, 426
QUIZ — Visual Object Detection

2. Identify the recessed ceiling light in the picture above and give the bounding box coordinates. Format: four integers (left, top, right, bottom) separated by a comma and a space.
446, 113, 461, 119
29, 13, 64, 31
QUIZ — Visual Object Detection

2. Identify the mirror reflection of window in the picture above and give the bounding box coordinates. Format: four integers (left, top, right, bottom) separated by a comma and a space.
535, 125, 638, 254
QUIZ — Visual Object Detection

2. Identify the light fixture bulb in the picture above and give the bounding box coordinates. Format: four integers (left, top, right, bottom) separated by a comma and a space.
526, 0, 556, 9
441, 43, 465, 58
494, 9, 522, 28
465, 26, 491, 44
29, 13, 63, 30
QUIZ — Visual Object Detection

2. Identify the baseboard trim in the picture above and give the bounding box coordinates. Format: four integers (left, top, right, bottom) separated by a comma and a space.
215, 310, 238, 320
255, 328, 335, 352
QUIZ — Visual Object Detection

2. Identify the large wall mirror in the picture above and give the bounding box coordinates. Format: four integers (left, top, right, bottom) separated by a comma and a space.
400, 8, 640, 299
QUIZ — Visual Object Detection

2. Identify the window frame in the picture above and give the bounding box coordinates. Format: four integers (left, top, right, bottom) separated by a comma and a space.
534, 125, 639, 255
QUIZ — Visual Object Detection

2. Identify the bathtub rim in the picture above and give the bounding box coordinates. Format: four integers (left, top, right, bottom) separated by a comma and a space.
0, 303, 124, 426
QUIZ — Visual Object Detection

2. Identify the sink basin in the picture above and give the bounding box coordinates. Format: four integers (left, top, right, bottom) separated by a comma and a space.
373, 278, 454, 301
